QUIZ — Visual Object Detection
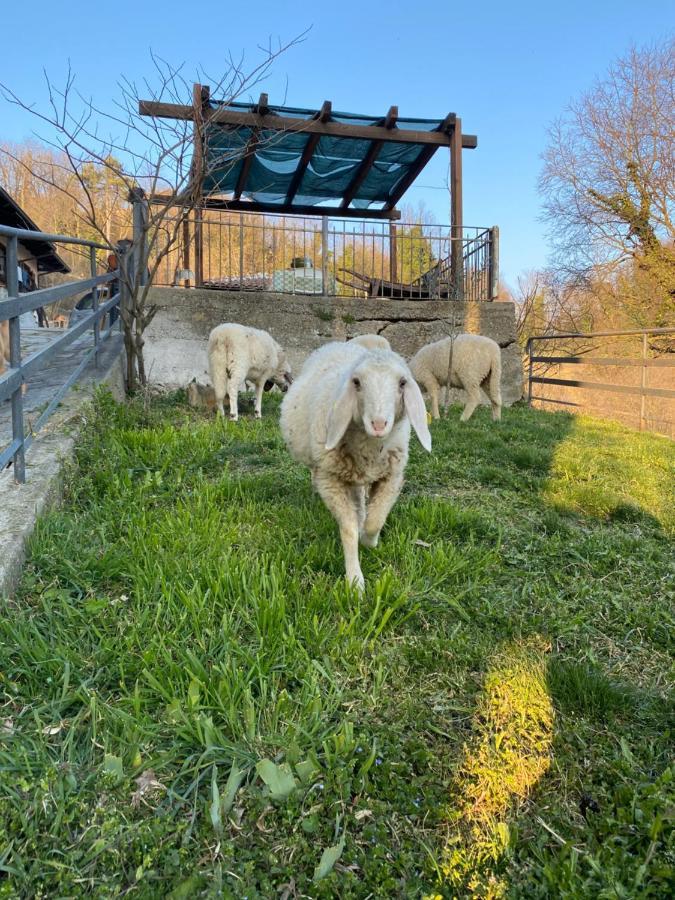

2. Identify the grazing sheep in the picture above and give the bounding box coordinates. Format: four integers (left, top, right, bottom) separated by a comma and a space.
409, 333, 502, 422
208, 323, 292, 420
280, 341, 431, 591
349, 333, 391, 352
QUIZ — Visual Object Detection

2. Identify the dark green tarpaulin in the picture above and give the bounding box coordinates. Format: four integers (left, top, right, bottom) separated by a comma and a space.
202, 102, 446, 211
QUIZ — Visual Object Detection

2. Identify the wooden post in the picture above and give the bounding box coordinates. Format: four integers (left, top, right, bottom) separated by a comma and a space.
192, 83, 210, 287
321, 216, 329, 296
527, 338, 534, 404
450, 119, 464, 301
389, 221, 398, 284
194, 208, 203, 287
182, 212, 190, 288
489, 226, 499, 300
640, 332, 647, 431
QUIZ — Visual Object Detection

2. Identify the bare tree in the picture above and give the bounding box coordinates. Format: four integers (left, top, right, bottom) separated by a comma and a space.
0, 38, 301, 390
539, 39, 675, 322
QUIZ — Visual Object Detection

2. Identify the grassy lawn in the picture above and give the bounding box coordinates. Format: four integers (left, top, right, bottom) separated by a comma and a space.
0, 390, 673, 898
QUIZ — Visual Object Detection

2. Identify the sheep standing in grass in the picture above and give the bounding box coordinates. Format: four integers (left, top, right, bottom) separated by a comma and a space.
280, 341, 431, 590
208, 323, 292, 420
409, 334, 502, 422
349, 334, 391, 352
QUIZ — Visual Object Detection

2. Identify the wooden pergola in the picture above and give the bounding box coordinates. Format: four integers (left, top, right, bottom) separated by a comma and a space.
139, 85, 478, 287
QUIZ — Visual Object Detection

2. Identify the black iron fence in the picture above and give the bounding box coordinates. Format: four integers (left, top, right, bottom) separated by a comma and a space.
526, 327, 675, 437
0, 225, 123, 482
153, 210, 498, 302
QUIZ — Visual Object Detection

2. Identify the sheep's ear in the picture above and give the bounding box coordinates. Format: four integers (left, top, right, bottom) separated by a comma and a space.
326, 378, 357, 449
404, 379, 432, 452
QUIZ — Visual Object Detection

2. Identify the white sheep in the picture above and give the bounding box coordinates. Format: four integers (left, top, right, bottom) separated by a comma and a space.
208, 323, 292, 420
280, 341, 431, 591
349, 334, 391, 352
409, 333, 502, 422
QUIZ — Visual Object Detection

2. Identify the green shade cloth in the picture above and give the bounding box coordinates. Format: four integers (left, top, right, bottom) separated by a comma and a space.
202, 102, 446, 211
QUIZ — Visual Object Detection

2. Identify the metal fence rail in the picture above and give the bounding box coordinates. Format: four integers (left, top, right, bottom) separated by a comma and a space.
0, 224, 123, 482
526, 327, 675, 435
153, 209, 498, 302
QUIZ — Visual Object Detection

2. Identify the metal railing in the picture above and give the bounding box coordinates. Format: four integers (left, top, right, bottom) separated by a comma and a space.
526, 327, 675, 436
153, 209, 499, 302
0, 225, 124, 482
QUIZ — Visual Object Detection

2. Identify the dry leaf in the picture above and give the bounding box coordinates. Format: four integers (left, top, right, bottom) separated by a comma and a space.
414, 539, 432, 548
42, 722, 63, 735
1, 718, 14, 735
131, 769, 166, 808
354, 808, 373, 821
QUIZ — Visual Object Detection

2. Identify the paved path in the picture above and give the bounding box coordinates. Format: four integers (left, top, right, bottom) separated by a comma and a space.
1, 327, 124, 453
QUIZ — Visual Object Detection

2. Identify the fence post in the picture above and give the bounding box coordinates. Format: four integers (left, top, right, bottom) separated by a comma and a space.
527, 338, 534, 404
239, 214, 244, 286
116, 243, 133, 391
489, 226, 499, 300
640, 331, 648, 431
6, 235, 25, 483
321, 216, 329, 296
90, 246, 100, 367
389, 221, 397, 284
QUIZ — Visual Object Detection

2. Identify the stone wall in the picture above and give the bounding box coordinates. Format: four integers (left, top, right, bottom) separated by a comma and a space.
144, 288, 524, 405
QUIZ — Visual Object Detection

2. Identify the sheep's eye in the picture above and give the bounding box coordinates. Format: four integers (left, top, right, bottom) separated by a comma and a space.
352, 377, 361, 389
399, 377, 407, 390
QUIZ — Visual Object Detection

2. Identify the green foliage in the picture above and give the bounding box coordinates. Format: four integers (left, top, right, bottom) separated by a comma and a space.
397, 223, 436, 283
0, 390, 672, 897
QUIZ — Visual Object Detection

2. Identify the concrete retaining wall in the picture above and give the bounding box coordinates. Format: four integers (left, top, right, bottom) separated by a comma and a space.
144, 288, 524, 405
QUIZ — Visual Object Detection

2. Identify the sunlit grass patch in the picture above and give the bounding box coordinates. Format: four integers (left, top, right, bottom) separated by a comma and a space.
542, 416, 674, 532
440, 637, 554, 898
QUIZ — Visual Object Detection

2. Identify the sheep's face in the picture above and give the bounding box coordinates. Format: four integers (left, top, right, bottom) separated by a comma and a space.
270, 353, 293, 393
326, 355, 432, 452
351, 360, 408, 439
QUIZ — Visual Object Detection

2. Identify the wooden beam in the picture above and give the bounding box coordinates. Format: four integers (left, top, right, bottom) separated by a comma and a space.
233, 129, 259, 200
450, 118, 464, 299
138, 100, 478, 147
149, 194, 401, 220
192, 83, 210, 287
284, 100, 332, 205
382, 112, 454, 211
340, 106, 398, 210
230, 92, 269, 201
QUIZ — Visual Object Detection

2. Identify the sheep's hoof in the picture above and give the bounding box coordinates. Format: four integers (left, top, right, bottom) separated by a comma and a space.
229, 415, 238, 422
347, 571, 365, 592
254, 412, 262, 420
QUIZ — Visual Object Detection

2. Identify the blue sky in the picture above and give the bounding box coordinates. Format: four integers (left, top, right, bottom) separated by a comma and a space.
1, 0, 672, 286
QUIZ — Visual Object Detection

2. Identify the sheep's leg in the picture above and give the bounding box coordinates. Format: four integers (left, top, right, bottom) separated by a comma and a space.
423, 375, 441, 420
314, 473, 364, 590
460, 383, 482, 422
227, 372, 241, 421
253, 378, 265, 419
361, 467, 404, 548
210, 363, 228, 417
353, 485, 366, 534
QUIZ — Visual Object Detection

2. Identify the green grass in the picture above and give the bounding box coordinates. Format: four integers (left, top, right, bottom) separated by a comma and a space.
0, 391, 673, 898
